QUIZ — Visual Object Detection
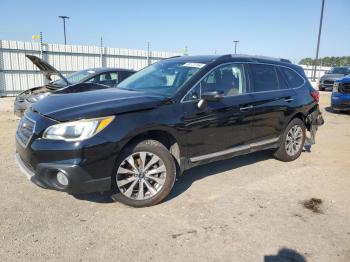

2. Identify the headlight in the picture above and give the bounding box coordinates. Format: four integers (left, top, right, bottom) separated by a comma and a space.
26, 95, 39, 103
43, 116, 114, 141
26, 93, 49, 103
333, 82, 339, 92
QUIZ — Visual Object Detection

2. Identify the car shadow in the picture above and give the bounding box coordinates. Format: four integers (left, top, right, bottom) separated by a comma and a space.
71, 191, 114, 203
72, 150, 272, 204
264, 248, 307, 262
324, 106, 350, 115
165, 150, 271, 202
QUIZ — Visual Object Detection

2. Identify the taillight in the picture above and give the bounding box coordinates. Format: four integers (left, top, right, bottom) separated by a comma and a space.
310, 91, 319, 103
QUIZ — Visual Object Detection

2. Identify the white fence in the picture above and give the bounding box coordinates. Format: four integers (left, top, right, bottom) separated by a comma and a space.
300, 65, 331, 82
0, 40, 180, 96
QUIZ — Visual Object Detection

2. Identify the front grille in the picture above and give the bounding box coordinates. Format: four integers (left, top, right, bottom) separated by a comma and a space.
340, 83, 350, 94
16, 117, 35, 147
324, 80, 334, 85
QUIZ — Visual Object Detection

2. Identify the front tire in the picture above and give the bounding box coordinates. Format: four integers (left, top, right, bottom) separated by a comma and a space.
111, 140, 176, 207
274, 118, 306, 162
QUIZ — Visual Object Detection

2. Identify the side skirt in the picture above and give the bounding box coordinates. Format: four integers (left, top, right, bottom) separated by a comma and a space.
185, 137, 280, 169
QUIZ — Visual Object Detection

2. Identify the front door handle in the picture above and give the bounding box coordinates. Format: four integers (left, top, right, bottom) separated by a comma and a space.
240, 105, 253, 112
284, 97, 294, 102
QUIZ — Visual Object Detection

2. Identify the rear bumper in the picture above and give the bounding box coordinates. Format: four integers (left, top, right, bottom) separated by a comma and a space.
331, 92, 350, 111
15, 153, 111, 193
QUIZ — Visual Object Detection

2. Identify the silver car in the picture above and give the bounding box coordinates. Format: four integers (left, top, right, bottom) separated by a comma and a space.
318, 66, 350, 91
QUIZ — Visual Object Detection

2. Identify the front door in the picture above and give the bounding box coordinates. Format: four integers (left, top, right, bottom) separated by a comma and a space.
181, 63, 255, 160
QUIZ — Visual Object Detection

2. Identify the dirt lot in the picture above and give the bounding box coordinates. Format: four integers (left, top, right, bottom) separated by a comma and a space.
0, 92, 349, 262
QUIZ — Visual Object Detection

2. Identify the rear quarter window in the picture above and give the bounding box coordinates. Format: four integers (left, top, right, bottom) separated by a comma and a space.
279, 67, 305, 88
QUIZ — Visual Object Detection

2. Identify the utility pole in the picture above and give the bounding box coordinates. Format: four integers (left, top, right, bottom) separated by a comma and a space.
39, 32, 43, 58
233, 40, 239, 54
147, 41, 150, 65
313, 0, 325, 82
100, 37, 104, 67
58, 16, 70, 45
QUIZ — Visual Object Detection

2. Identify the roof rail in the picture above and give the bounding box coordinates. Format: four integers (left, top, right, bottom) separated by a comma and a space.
218, 54, 293, 64
163, 55, 182, 60
215, 54, 233, 61
279, 58, 292, 63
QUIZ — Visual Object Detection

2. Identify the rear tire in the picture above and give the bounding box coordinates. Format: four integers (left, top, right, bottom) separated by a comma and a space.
274, 118, 306, 162
111, 139, 176, 207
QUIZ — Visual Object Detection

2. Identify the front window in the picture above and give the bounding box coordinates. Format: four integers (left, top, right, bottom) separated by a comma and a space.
118, 61, 206, 96
53, 69, 96, 86
183, 63, 246, 101
328, 67, 350, 75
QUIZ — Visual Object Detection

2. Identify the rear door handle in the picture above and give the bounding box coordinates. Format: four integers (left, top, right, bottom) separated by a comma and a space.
284, 97, 294, 102
240, 105, 253, 112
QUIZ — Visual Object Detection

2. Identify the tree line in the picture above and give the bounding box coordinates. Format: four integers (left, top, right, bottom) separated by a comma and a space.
299, 56, 350, 67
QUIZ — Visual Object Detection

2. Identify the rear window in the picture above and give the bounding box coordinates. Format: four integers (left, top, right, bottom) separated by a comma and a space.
279, 67, 304, 88
250, 64, 279, 92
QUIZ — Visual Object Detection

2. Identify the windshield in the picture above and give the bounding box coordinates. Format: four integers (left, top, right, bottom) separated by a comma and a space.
328, 67, 350, 75
118, 61, 206, 96
53, 69, 96, 86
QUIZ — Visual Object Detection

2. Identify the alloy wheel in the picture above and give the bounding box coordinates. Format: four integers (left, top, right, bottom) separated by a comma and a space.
285, 125, 303, 156
116, 152, 167, 200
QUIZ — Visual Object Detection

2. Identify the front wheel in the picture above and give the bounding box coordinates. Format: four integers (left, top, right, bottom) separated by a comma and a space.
111, 140, 176, 207
274, 118, 306, 162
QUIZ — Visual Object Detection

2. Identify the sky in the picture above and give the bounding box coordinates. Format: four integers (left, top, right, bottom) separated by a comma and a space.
0, 0, 349, 63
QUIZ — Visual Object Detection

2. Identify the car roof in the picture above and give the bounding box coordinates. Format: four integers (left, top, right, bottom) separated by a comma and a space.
165, 54, 293, 66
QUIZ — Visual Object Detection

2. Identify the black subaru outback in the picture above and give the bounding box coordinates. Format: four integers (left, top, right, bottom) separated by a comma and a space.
15, 55, 323, 207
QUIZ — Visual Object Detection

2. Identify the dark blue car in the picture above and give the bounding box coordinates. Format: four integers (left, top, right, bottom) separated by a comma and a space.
331, 76, 350, 111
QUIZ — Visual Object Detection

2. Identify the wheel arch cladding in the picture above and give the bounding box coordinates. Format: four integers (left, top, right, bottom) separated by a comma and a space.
121, 130, 182, 167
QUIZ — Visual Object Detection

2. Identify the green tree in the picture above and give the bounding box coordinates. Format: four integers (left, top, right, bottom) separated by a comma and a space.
299, 56, 350, 67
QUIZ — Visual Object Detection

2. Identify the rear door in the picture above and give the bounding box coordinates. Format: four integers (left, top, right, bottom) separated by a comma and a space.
248, 63, 296, 144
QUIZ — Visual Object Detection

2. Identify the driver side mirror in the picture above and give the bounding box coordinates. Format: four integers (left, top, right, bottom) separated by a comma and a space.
197, 90, 224, 110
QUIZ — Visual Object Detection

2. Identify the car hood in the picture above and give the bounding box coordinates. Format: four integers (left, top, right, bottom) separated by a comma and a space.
32, 88, 166, 121
17, 83, 106, 103
26, 55, 70, 85
338, 75, 350, 83
321, 74, 346, 81
16, 83, 64, 101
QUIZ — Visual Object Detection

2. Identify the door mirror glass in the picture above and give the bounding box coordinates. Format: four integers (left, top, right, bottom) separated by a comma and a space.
197, 90, 224, 110
201, 90, 224, 101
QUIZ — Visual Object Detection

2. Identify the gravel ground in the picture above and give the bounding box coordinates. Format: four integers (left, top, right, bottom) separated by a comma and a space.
0, 92, 349, 262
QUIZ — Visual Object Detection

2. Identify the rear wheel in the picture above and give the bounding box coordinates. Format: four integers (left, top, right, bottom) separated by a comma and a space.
274, 118, 306, 162
111, 140, 176, 207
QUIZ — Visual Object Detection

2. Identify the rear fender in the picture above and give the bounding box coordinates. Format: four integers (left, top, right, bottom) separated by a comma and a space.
305, 105, 324, 131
